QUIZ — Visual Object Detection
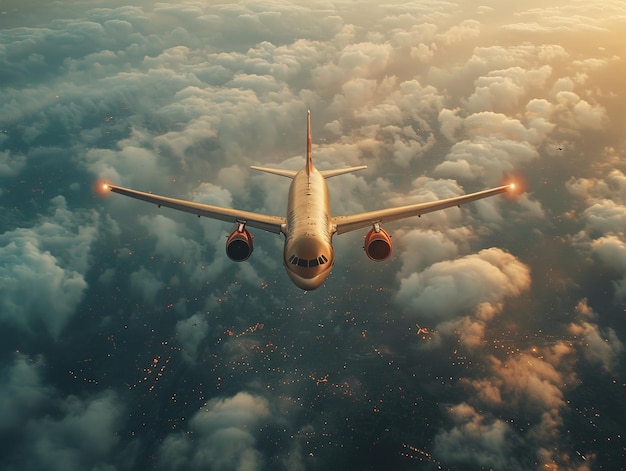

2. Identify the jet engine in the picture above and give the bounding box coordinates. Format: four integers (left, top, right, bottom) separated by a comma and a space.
226, 224, 253, 261
363, 225, 392, 261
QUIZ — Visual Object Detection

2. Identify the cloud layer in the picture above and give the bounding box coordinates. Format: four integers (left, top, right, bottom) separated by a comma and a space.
1, 1, 625, 469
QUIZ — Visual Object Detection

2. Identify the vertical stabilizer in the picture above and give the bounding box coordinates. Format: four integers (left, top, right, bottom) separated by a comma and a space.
306, 110, 313, 175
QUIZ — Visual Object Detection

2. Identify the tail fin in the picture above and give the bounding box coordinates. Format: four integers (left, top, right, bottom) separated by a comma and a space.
250, 111, 367, 180
306, 110, 313, 176
306, 110, 368, 179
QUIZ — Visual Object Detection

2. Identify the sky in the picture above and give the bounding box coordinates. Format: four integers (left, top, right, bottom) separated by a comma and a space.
1, 0, 626, 469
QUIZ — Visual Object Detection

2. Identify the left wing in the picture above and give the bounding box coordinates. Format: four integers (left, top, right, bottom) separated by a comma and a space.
332, 184, 514, 234
104, 184, 286, 234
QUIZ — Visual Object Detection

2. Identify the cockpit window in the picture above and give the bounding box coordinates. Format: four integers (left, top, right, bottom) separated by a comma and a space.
289, 254, 329, 268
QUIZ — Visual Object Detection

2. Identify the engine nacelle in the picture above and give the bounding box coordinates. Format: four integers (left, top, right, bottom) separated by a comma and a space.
226, 227, 253, 262
364, 226, 392, 261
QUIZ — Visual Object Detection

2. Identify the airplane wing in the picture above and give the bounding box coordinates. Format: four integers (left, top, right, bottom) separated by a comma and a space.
104, 184, 286, 234
332, 184, 514, 234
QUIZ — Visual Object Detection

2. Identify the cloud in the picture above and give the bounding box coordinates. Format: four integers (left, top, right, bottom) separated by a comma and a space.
569, 299, 624, 373
157, 392, 270, 471
0, 149, 27, 177
130, 266, 165, 303
466, 65, 553, 113
395, 228, 460, 277
434, 403, 518, 469
0, 353, 129, 470
502, 2, 626, 33
567, 172, 626, 302
21, 390, 127, 471
486, 350, 571, 412
2, 1, 626, 470
140, 214, 203, 260
450, 341, 583, 468
0, 354, 52, 434
554, 91, 607, 131
584, 202, 626, 237
567, 170, 626, 204
176, 313, 210, 363
0, 197, 98, 337
395, 247, 531, 321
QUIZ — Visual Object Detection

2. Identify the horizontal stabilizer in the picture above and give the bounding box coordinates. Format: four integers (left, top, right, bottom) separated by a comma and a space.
250, 166, 298, 178
320, 166, 367, 179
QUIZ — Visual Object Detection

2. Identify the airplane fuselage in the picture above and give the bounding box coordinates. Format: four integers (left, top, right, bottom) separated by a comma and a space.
283, 168, 334, 290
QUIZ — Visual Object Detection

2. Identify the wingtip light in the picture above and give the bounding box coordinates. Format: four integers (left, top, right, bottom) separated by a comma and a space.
94, 180, 112, 196
509, 183, 516, 190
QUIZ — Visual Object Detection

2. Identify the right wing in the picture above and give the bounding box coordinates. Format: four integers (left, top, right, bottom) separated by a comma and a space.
332, 184, 514, 234
104, 184, 286, 234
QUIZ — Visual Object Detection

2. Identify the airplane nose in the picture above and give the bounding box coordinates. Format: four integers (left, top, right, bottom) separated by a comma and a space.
286, 269, 330, 291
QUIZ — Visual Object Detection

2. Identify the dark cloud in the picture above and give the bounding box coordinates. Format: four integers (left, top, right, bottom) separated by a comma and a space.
0, 354, 52, 434
570, 299, 624, 372
157, 392, 270, 471
0, 353, 129, 471
0, 197, 98, 337
434, 403, 518, 469
22, 390, 126, 471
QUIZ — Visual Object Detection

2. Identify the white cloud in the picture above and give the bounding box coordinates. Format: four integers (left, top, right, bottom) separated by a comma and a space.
555, 91, 607, 130
503, 3, 626, 33
435, 136, 539, 184
395, 247, 531, 321
585, 204, 626, 237
466, 65, 552, 113
395, 228, 460, 277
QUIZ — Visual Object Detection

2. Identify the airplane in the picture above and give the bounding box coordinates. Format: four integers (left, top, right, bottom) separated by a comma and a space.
101, 111, 515, 290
